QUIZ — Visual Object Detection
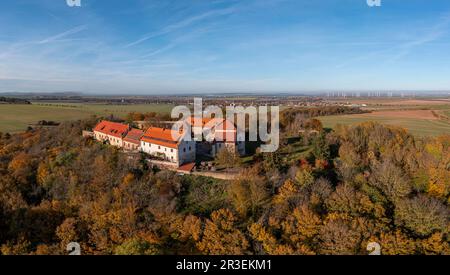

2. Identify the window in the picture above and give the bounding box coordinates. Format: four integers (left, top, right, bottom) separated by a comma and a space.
183, 148, 186, 152
158, 146, 161, 149
171, 149, 173, 153
189, 146, 192, 151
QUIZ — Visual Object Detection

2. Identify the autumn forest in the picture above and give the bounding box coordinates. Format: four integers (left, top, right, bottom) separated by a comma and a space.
0, 114, 448, 255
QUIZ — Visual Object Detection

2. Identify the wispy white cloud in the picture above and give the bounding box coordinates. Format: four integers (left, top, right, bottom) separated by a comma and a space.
141, 44, 176, 58
37, 25, 88, 44
386, 14, 450, 63
124, 7, 235, 48
137, 25, 218, 58
2, 0, 450, 94
0, 25, 88, 60
335, 13, 450, 69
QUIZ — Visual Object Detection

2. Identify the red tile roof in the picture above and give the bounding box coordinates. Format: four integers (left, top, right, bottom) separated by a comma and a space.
213, 119, 237, 143
178, 162, 196, 173
186, 117, 234, 129
186, 116, 237, 142
124, 129, 144, 144
141, 127, 183, 149
187, 117, 214, 127
93, 120, 130, 138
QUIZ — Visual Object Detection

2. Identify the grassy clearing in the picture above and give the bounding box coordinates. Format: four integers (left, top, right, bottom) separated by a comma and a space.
0, 103, 174, 133
179, 175, 229, 216
280, 137, 313, 164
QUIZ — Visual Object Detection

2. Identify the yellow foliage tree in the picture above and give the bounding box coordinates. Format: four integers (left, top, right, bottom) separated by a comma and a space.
197, 209, 249, 255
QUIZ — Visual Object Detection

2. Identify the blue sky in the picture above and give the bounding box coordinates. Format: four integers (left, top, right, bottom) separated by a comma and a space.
1, 0, 450, 94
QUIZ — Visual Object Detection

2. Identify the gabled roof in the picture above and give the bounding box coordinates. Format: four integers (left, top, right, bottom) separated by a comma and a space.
187, 116, 236, 129
186, 116, 237, 143
124, 129, 144, 144
213, 119, 237, 131
93, 120, 130, 138
187, 117, 214, 127
141, 127, 183, 149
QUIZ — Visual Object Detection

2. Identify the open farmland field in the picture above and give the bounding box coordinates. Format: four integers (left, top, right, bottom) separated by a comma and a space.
441, 109, 450, 119
0, 103, 174, 133
330, 98, 450, 106
319, 109, 450, 137
352, 110, 440, 120
329, 98, 450, 111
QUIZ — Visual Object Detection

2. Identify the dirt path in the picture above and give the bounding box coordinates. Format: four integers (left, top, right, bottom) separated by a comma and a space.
192, 171, 238, 180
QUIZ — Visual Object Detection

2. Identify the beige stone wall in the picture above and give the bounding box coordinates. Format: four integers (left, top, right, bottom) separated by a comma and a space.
94, 131, 123, 148
124, 141, 140, 151
141, 141, 179, 163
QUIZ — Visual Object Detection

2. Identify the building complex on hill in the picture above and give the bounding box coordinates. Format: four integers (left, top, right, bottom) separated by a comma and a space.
123, 129, 144, 152
90, 117, 245, 167
140, 127, 196, 166
185, 117, 245, 157
93, 120, 130, 148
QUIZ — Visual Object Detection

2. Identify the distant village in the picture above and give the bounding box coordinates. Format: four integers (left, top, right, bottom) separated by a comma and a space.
83, 117, 246, 174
